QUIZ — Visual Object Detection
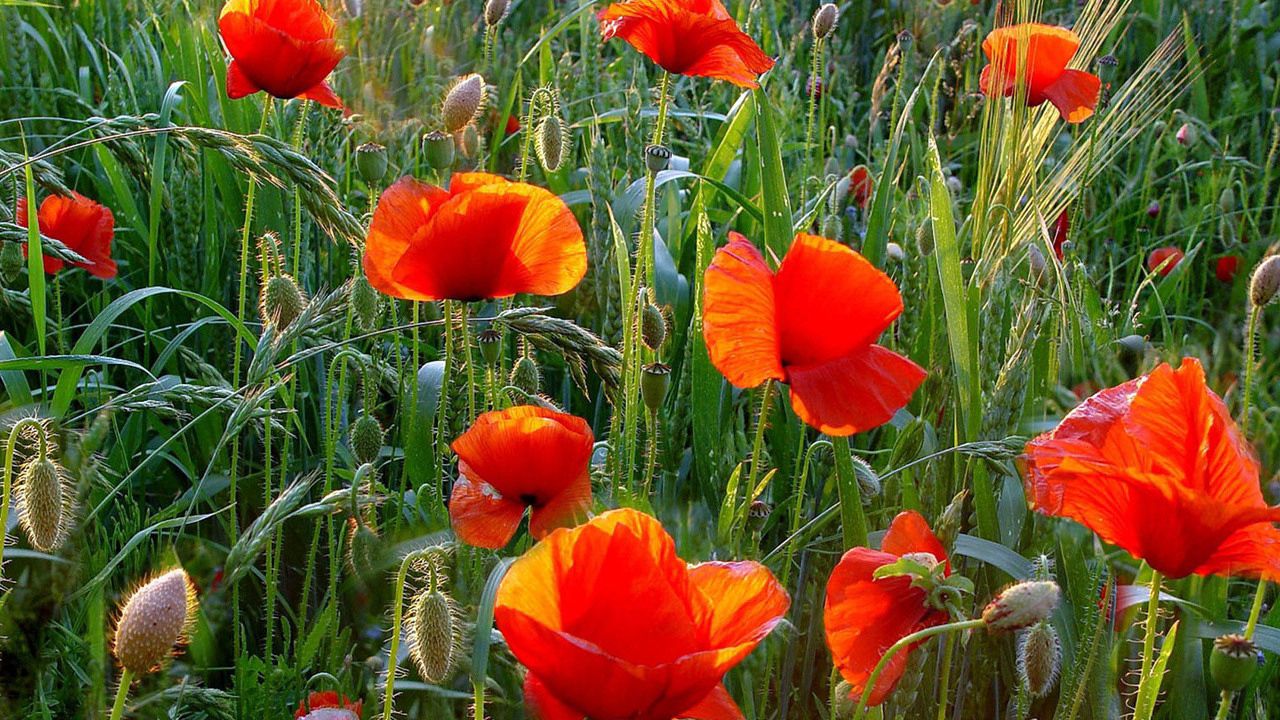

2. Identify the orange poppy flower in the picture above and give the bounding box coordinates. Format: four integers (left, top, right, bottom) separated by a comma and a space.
979, 23, 1101, 123
295, 690, 361, 720
598, 0, 774, 88
449, 406, 594, 549
702, 233, 926, 436
1022, 358, 1280, 580
16, 192, 117, 279
218, 0, 346, 109
495, 508, 789, 720
1146, 246, 1184, 276
363, 173, 586, 301
824, 511, 951, 707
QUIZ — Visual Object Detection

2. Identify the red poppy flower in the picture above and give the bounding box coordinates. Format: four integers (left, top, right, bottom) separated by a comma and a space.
1022, 358, 1280, 580
979, 23, 1101, 124
295, 690, 362, 719
1050, 209, 1070, 260
1146, 246, 1184, 276
598, 0, 774, 88
449, 406, 594, 549
495, 508, 789, 720
824, 511, 951, 707
363, 172, 587, 301
219, 0, 346, 109
848, 165, 873, 210
16, 192, 117, 279
1215, 255, 1240, 283
702, 233, 926, 436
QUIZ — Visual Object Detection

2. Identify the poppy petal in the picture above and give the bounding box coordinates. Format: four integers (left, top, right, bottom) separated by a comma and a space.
448, 473, 526, 549
297, 80, 344, 109
880, 510, 948, 568
677, 684, 743, 720
702, 232, 784, 388
786, 345, 926, 436
219, 0, 345, 104
774, 234, 904, 367
363, 175, 452, 300
527, 468, 592, 540
1193, 523, 1280, 580
1041, 69, 1101, 123
688, 561, 790, 651
981, 23, 1081, 102
226, 59, 263, 99
524, 674, 586, 720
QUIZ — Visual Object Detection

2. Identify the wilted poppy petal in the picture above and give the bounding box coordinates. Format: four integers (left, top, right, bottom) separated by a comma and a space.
1042, 69, 1101, 123
448, 472, 526, 549
677, 684, 743, 720
774, 234, 904, 367
364, 176, 451, 299
786, 345, 926, 436
702, 232, 784, 388
880, 510, 948, 567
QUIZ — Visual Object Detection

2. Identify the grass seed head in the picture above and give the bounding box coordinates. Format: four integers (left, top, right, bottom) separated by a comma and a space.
17, 455, 73, 552
1249, 255, 1280, 308
1017, 620, 1061, 697
442, 74, 486, 134
113, 568, 197, 675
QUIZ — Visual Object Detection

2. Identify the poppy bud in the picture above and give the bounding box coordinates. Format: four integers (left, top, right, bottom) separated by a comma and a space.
17, 455, 71, 552
442, 74, 486, 134
477, 329, 503, 366
1027, 244, 1047, 282
260, 274, 307, 331
345, 517, 382, 576
935, 489, 968, 554
1210, 634, 1258, 691
458, 124, 481, 159
534, 115, 566, 172
0, 241, 22, 283
351, 274, 383, 332
483, 0, 508, 27
1215, 256, 1240, 284
409, 583, 462, 683
641, 302, 666, 350
355, 142, 388, 184
1219, 186, 1235, 215
916, 221, 934, 255
1249, 255, 1280, 307
509, 355, 540, 396
645, 144, 671, 174
812, 3, 839, 40
982, 580, 1060, 632
1147, 200, 1161, 218
945, 175, 963, 195
641, 362, 670, 413
113, 568, 197, 674
1117, 334, 1148, 359
1176, 122, 1196, 146
885, 242, 906, 263
423, 130, 456, 170
1017, 620, 1061, 697
349, 414, 384, 466
830, 679, 855, 719
819, 215, 842, 242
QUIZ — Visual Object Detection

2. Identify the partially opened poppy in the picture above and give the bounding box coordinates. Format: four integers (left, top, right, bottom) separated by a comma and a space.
598, 0, 774, 88
979, 23, 1102, 123
1147, 246, 1184, 276
495, 508, 789, 720
449, 406, 594, 549
1050, 209, 1070, 260
363, 173, 586, 301
1022, 358, 1280, 580
824, 511, 951, 707
16, 192, 117, 279
295, 690, 361, 719
218, 0, 346, 109
848, 165, 873, 210
702, 232, 926, 436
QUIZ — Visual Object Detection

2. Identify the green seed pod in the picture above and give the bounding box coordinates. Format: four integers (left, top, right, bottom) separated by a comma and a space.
260, 274, 307, 331
355, 142, 389, 184
483, 0, 508, 27
641, 302, 666, 351
477, 329, 503, 366
1210, 634, 1258, 691
409, 584, 462, 683
644, 144, 671, 174
1249, 255, 1280, 308
113, 568, 197, 675
509, 355, 540, 397
812, 3, 839, 40
349, 414, 384, 466
442, 74, 486, 134
534, 115, 566, 172
351, 274, 383, 332
641, 362, 670, 413
747, 499, 771, 533
1017, 620, 1061, 697
17, 456, 70, 552
423, 130, 456, 170
0, 241, 23, 284
983, 581, 1060, 633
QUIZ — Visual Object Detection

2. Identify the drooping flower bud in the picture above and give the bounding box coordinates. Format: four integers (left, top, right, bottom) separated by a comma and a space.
983, 581, 1060, 633
17, 455, 72, 552
1017, 620, 1061, 697
349, 414, 384, 466
355, 142, 389, 184
534, 115, 566, 172
1176, 122, 1196, 146
350, 273, 383, 332
457, 124, 481, 159
1146, 200, 1161, 218
641, 362, 671, 413
409, 581, 462, 683
1210, 634, 1258, 691
442, 74, 486, 134
644, 144, 671, 174
1249, 255, 1280, 307
0, 241, 22, 284
885, 242, 906, 263
423, 130, 456, 170
641, 302, 667, 351
113, 568, 197, 674
346, 517, 382, 577
1219, 186, 1235, 215
509, 355, 540, 396
812, 3, 839, 40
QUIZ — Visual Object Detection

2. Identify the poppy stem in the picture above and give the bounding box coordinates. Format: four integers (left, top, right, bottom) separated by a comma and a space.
108, 668, 132, 720
1244, 579, 1268, 639
935, 631, 957, 720
801, 35, 825, 213
1213, 690, 1235, 720
745, 380, 775, 517
832, 436, 868, 549
460, 303, 477, 423
1134, 570, 1163, 707
852, 617, 985, 720
382, 549, 424, 720
1240, 305, 1260, 436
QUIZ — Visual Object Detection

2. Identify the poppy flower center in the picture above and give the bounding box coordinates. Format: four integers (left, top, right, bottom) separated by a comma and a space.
519, 493, 541, 508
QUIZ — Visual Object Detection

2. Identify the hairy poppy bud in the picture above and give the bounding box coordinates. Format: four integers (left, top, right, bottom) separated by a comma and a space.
458, 124, 481, 159
113, 569, 197, 674
409, 583, 462, 683
351, 274, 383, 332
349, 414, 384, 466
423, 130, 456, 170
1249, 255, 1280, 307
983, 581, 1060, 632
1017, 621, 1061, 697
885, 242, 906, 263
645, 144, 671, 174
1027, 244, 1047, 282
509, 356, 540, 396
641, 302, 666, 350
534, 115, 566, 172
477, 329, 503, 366
934, 489, 968, 554
442, 74, 486, 134
355, 142, 388, 184
812, 3, 839, 40
1176, 122, 1196, 146
1219, 186, 1235, 215
830, 679, 855, 719
345, 517, 381, 576
260, 274, 306, 331
0, 241, 22, 283
1210, 634, 1258, 691
641, 362, 670, 413
17, 455, 71, 552
483, 0, 509, 27
1117, 334, 1148, 359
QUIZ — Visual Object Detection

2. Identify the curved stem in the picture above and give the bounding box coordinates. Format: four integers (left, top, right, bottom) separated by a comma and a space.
1240, 306, 1260, 435
108, 669, 133, 720
381, 550, 422, 720
853, 618, 986, 719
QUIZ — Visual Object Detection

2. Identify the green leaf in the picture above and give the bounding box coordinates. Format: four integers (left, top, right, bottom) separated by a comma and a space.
0, 332, 33, 406
752, 87, 792, 258
471, 557, 514, 685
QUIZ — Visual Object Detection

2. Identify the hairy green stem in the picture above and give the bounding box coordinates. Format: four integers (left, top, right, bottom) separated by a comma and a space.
381, 550, 424, 720
108, 669, 133, 720
1135, 571, 1163, 709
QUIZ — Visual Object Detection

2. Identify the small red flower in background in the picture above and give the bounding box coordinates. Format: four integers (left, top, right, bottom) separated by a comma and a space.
219, 0, 346, 109
1215, 255, 1240, 283
824, 511, 951, 707
495, 508, 789, 720
295, 690, 362, 719
1050, 209, 1070, 259
979, 23, 1101, 124
16, 192, 117, 279
504, 113, 521, 137
449, 406, 594, 549
702, 233, 926, 436
598, 0, 774, 88
1022, 358, 1280, 580
1146, 246, 1183, 276
848, 165, 873, 210
363, 172, 586, 301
